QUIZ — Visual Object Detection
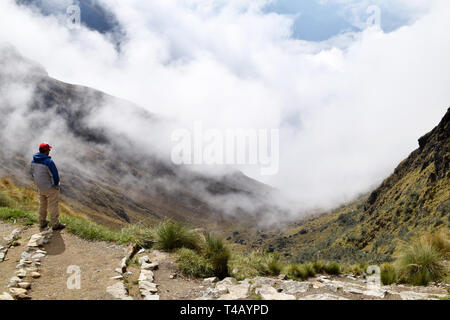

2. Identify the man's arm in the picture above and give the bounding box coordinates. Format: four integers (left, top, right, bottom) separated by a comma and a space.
47, 160, 60, 187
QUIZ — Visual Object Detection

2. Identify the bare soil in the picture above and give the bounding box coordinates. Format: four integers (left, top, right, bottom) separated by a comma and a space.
0, 222, 206, 300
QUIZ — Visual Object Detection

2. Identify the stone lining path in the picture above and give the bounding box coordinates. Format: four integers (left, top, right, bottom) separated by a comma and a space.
196, 274, 449, 300
0, 222, 128, 300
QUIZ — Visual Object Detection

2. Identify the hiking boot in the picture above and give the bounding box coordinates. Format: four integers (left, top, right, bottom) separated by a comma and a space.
52, 223, 66, 231
39, 221, 49, 229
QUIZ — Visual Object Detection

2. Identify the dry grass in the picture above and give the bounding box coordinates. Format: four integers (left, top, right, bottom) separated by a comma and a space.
396, 233, 448, 286
380, 263, 397, 285
154, 219, 201, 252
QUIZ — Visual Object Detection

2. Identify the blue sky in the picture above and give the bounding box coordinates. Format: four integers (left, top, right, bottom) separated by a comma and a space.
17, 0, 426, 43
266, 0, 357, 41
264, 0, 417, 41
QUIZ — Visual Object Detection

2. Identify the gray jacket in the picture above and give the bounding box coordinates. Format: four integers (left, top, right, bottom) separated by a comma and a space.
30, 153, 60, 191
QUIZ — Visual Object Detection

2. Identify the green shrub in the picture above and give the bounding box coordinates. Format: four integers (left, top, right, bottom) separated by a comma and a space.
266, 252, 283, 276
121, 224, 154, 248
0, 193, 13, 208
204, 233, 230, 278
344, 263, 368, 276
176, 248, 214, 278
303, 263, 317, 277
323, 261, 341, 275
311, 260, 325, 273
229, 252, 263, 280
0, 207, 37, 226
285, 264, 309, 281
306, 260, 341, 276
396, 240, 446, 286
229, 250, 285, 280
154, 219, 200, 252
380, 263, 397, 285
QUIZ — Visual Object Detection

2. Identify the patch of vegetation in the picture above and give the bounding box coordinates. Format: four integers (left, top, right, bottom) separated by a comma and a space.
250, 290, 263, 300
294, 244, 390, 265
204, 233, 231, 278
0, 207, 37, 226
285, 264, 309, 281
337, 211, 357, 227
176, 248, 214, 278
229, 250, 283, 280
323, 261, 341, 275
380, 263, 397, 285
120, 224, 154, 248
343, 263, 368, 276
0, 192, 14, 208
266, 252, 283, 276
285, 260, 342, 281
154, 219, 201, 252
424, 231, 450, 259
61, 215, 130, 243
396, 233, 448, 286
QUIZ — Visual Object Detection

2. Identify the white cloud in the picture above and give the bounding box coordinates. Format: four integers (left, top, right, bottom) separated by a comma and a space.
0, 0, 449, 214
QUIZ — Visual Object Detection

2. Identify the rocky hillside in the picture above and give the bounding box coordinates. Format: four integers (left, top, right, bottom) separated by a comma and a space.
243, 108, 449, 263
0, 44, 282, 231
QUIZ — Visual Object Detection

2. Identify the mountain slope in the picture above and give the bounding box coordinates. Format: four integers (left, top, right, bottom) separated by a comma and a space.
247, 108, 449, 263
0, 44, 282, 231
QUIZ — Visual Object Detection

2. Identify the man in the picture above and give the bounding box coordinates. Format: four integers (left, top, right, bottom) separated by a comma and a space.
30, 143, 66, 230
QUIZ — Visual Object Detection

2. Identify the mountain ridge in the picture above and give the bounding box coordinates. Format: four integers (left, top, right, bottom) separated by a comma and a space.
243, 108, 449, 263
0, 44, 284, 231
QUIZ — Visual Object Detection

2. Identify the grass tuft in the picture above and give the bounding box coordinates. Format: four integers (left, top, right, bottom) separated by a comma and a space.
120, 224, 154, 248
396, 238, 446, 286
154, 219, 200, 252
0, 192, 14, 208
323, 261, 341, 275
176, 248, 214, 278
380, 263, 397, 285
204, 233, 230, 278
266, 252, 283, 276
424, 232, 450, 259
285, 264, 309, 281
229, 250, 284, 280
344, 263, 368, 276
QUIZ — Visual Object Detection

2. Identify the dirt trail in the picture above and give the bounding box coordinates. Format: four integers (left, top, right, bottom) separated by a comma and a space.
0, 222, 205, 300
1, 223, 128, 299
128, 250, 205, 300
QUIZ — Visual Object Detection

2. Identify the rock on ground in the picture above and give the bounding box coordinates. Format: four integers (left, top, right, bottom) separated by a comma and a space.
106, 282, 133, 300
0, 292, 14, 300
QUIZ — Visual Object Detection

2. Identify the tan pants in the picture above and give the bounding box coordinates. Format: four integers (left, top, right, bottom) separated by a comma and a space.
38, 188, 60, 226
